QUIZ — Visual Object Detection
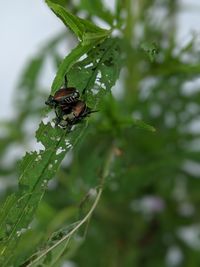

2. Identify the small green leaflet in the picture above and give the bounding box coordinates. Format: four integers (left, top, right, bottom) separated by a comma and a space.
141, 42, 159, 62
46, 0, 110, 44
79, 0, 114, 25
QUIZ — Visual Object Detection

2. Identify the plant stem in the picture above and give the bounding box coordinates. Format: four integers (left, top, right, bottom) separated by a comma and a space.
26, 146, 115, 267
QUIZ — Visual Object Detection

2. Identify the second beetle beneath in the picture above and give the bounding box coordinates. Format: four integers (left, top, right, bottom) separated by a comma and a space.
45, 77, 95, 130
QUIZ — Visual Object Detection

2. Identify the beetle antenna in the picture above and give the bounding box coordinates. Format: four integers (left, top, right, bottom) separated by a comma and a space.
89, 110, 99, 114
64, 75, 68, 88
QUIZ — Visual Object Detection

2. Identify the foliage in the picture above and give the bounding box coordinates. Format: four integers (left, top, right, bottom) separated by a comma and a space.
0, 0, 200, 266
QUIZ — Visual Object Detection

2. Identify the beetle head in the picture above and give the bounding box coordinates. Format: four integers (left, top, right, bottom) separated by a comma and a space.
45, 95, 57, 108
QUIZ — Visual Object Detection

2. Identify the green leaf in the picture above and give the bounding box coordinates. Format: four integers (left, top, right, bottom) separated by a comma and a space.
82, 31, 111, 46
140, 41, 159, 62
51, 42, 95, 92
51, 37, 119, 93
46, 0, 110, 42
79, 0, 114, 25
21, 223, 82, 267
0, 36, 122, 267
131, 118, 156, 132
22, 147, 115, 267
0, 122, 86, 267
68, 38, 122, 97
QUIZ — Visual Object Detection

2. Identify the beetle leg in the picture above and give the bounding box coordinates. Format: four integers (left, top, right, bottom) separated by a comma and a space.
55, 116, 60, 127
55, 107, 60, 118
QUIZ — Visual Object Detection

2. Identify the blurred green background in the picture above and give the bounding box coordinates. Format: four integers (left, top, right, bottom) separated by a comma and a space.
1, 0, 200, 266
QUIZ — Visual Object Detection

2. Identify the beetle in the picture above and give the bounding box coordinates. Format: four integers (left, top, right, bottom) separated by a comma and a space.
46, 75, 97, 130
45, 76, 80, 108
56, 100, 94, 129
45, 87, 80, 108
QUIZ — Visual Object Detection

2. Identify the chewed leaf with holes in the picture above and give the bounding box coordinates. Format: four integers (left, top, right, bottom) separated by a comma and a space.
0, 35, 122, 267
68, 38, 122, 107
0, 122, 72, 267
7, 37, 121, 267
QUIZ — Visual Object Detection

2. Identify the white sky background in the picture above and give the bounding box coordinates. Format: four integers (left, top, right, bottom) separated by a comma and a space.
0, 0, 200, 119
0, 0, 64, 119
